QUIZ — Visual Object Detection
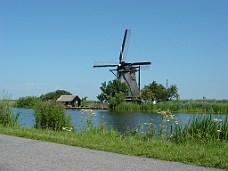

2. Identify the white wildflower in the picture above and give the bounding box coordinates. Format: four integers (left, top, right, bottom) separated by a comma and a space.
160, 111, 166, 115
213, 118, 219, 122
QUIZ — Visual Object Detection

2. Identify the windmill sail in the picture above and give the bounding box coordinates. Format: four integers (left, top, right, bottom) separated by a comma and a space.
93, 29, 151, 100
119, 29, 130, 63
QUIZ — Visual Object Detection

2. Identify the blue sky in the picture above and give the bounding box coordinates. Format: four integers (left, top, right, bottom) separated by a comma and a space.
1, 0, 228, 100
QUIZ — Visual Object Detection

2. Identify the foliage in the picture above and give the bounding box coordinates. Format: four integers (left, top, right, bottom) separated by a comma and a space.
1, 111, 228, 169
16, 96, 40, 108
162, 99, 228, 114
173, 115, 228, 143
81, 96, 88, 107
40, 90, 72, 101
80, 109, 107, 133
0, 90, 19, 126
97, 80, 129, 110
116, 102, 153, 112
107, 92, 126, 110
140, 80, 178, 102
34, 101, 73, 131
115, 99, 228, 114
15, 90, 73, 108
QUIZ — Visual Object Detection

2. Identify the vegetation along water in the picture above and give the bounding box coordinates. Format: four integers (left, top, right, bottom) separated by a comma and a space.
0, 102, 228, 169
116, 99, 228, 114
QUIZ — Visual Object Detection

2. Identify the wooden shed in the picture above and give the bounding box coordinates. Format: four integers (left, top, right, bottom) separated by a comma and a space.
56, 95, 81, 107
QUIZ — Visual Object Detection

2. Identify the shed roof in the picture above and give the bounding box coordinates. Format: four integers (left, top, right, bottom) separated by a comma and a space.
56, 95, 80, 102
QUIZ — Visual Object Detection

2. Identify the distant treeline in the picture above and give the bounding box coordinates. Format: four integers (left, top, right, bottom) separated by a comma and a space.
15, 90, 72, 108
116, 99, 228, 114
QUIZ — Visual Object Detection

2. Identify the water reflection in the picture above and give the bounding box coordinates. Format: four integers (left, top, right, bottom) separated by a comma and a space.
102, 111, 162, 133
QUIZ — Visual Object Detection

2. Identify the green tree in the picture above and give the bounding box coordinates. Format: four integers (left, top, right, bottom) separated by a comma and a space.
167, 84, 179, 100
140, 85, 154, 101
140, 80, 178, 102
40, 90, 72, 101
81, 96, 88, 107
155, 83, 168, 102
97, 80, 129, 110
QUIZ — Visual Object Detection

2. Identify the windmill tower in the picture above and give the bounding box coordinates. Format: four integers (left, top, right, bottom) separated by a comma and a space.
93, 29, 151, 100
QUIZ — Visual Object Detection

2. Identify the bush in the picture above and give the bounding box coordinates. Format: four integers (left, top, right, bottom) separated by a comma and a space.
16, 96, 40, 108
34, 101, 73, 131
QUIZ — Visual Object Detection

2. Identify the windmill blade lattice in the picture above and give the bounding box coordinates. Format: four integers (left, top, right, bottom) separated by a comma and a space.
119, 29, 131, 63
93, 29, 151, 100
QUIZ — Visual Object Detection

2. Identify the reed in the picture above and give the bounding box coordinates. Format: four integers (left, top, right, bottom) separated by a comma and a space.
1, 111, 228, 169
116, 102, 155, 112
173, 114, 228, 143
115, 100, 228, 114
0, 90, 19, 127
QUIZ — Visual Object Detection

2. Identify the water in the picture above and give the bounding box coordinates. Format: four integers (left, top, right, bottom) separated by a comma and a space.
13, 108, 227, 133
14, 108, 35, 127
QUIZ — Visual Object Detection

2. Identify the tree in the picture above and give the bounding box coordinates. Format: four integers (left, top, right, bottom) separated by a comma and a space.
40, 90, 72, 101
97, 80, 129, 110
81, 97, 88, 107
140, 85, 154, 101
140, 81, 178, 102
167, 84, 179, 100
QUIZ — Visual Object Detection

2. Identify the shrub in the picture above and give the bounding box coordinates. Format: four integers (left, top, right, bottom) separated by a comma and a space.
16, 96, 40, 108
34, 101, 73, 131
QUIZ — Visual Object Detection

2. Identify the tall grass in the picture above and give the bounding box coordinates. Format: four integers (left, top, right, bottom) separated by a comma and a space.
1, 108, 228, 169
115, 99, 228, 114
116, 102, 155, 112
0, 90, 19, 127
173, 115, 228, 143
1, 109, 228, 169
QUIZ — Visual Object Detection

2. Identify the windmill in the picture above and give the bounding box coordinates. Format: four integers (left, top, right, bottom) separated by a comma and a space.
93, 29, 151, 100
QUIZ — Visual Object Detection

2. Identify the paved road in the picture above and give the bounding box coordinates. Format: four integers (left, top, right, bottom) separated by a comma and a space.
0, 134, 225, 171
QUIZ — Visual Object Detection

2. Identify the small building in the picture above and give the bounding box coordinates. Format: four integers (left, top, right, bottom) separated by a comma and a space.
56, 95, 81, 107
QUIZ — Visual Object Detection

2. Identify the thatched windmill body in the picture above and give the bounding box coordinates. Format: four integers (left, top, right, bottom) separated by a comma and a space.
93, 29, 151, 100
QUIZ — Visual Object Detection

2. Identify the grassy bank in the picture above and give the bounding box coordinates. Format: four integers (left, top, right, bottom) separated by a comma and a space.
1, 93, 228, 169
0, 125, 227, 169
116, 99, 228, 114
